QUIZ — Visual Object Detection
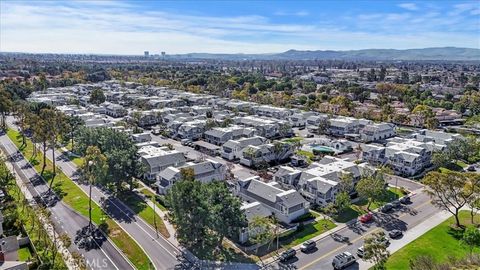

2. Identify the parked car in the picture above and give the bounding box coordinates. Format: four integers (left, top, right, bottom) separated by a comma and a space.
399, 196, 411, 204
332, 233, 349, 242
356, 246, 365, 257
359, 212, 374, 223
181, 139, 191, 145
300, 240, 316, 252
380, 203, 393, 213
391, 200, 401, 208
375, 235, 390, 246
305, 134, 314, 138
279, 248, 296, 262
332, 251, 356, 270
388, 229, 403, 239
466, 165, 476, 172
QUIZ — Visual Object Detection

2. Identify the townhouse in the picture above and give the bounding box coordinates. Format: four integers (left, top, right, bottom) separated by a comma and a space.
239, 142, 293, 168
235, 176, 309, 224
203, 125, 256, 146
176, 120, 207, 140
360, 123, 396, 142
274, 156, 370, 206
221, 136, 267, 160
155, 159, 226, 194
361, 137, 441, 176
138, 145, 186, 181
105, 103, 128, 118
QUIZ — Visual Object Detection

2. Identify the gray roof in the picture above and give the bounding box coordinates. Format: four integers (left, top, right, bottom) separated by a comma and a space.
241, 202, 272, 222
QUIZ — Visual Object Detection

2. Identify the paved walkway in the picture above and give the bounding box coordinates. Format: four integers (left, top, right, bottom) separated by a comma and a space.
4, 159, 80, 270
357, 210, 451, 269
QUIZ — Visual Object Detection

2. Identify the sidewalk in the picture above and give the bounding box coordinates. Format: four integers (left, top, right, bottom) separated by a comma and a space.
4, 160, 80, 270
357, 210, 451, 269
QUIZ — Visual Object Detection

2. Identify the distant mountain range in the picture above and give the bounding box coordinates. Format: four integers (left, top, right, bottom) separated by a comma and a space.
171, 47, 480, 61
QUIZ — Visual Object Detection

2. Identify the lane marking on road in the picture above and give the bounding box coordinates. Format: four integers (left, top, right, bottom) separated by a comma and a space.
299, 198, 433, 270
1, 138, 122, 270
299, 228, 382, 270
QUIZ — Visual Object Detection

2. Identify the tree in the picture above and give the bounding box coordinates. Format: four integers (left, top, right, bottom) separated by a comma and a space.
339, 172, 354, 193
469, 197, 480, 224
0, 88, 13, 130
423, 171, 480, 227
431, 151, 450, 168
317, 118, 330, 135
166, 178, 209, 248
356, 172, 386, 210
363, 231, 390, 270
89, 88, 106, 105
248, 215, 273, 254
206, 182, 247, 251
462, 227, 480, 256
33, 111, 51, 176
334, 191, 351, 213
412, 105, 437, 129
44, 110, 66, 184
13, 101, 30, 147
65, 115, 84, 151
81, 146, 108, 229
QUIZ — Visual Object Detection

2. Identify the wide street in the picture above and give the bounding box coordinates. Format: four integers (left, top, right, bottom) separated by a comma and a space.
0, 134, 133, 270
5, 117, 181, 270
271, 179, 439, 270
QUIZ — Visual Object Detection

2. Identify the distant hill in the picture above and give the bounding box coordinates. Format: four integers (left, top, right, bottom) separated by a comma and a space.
171, 47, 480, 61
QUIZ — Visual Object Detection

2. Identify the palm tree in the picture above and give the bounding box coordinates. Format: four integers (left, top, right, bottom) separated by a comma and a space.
81, 146, 107, 229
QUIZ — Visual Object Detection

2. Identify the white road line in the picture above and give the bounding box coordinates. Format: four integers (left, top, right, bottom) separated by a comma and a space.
1, 137, 121, 270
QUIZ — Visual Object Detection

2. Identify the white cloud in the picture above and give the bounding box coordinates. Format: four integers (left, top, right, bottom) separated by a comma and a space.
398, 3, 418, 11
0, 1, 478, 54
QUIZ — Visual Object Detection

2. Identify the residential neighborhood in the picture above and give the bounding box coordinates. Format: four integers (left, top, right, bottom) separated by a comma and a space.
1, 1, 480, 269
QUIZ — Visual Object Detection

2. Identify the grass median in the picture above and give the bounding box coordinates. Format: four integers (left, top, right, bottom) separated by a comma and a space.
118, 191, 170, 238
7, 129, 153, 270
386, 211, 480, 269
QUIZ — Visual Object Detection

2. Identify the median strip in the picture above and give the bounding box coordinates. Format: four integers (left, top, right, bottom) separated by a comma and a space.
7, 129, 153, 270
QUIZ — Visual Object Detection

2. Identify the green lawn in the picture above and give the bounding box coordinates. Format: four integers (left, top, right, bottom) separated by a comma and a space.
6, 181, 67, 269
193, 241, 257, 264
118, 191, 170, 238
255, 218, 336, 259
7, 129, 152, 270
386, 211, 480, 269
17, 246, 33, 261
283, 219, 336, 247
334, 187, 404, 223
139, 188, 168, 211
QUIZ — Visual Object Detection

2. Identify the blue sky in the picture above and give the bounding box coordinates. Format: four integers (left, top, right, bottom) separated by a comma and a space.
1, 0, 479, 55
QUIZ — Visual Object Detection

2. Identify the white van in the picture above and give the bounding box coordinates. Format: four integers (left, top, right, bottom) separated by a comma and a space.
332, 251, 356, 269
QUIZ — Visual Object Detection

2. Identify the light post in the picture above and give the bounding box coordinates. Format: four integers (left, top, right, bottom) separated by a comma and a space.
152, 195, 158, 238
88, 160, 94, 231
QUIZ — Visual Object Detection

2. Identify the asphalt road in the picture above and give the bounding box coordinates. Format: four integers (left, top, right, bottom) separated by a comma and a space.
48, 147, 180, 270
7, 116, 181, 270
272, 185, 436, 270
0, 134, 133, 270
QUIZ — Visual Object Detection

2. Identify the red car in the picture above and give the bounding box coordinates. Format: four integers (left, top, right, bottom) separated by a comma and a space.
359, 212, 373, 223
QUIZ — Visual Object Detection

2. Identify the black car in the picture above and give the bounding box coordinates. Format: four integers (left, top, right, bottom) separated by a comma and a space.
279, 248, 296, 262
380, 203, 393, 213
388, 229, 403, 239
399, 196, 411, 204
391, 200, 401, 208
300, 240, 316, 252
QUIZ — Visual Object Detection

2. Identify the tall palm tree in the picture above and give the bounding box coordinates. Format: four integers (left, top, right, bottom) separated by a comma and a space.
81, 146, 107, 229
